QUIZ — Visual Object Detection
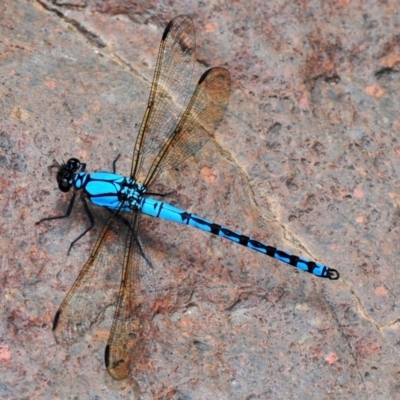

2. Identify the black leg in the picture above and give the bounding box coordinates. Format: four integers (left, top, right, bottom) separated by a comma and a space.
36, 192, 96, 254
112, 211, 134, 233
145, 189, 176, 197
106, 209, 152, 268
35, 192, 78, 225
66, 195, 95, 254
112, 154, 121, 173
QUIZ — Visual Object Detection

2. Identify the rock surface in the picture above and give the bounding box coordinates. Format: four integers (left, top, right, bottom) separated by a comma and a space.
1, 0, 399, 398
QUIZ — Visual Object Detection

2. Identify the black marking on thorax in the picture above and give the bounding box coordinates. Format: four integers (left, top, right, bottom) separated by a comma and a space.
118, 178, 146, 210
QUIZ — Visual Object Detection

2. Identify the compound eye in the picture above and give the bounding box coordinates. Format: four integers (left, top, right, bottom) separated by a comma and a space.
67, 158, 81, 172
59, 178, 71, 193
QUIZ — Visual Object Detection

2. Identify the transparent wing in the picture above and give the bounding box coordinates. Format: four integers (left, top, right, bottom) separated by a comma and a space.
131, 15, 195, 182
52, 211, 154, 363
105, 212, 155, 380
143, 67, 231, 188
52, 214, 120, 345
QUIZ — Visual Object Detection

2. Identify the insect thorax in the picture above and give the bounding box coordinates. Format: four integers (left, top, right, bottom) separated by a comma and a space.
118, 177, 146, 210
75, 172, 146, 212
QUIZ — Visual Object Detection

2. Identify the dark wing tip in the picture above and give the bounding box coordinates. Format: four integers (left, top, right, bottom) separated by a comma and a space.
52, 310, 61, 331
162, 19, 174, 41
162, 14, 193, 41
105, 345, 129, 380
198, 67, 231, 85
104, 344, 110, 367
198, 68, 213, 84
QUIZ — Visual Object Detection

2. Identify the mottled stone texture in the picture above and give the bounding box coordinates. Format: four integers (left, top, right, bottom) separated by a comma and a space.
1, 0, 399, 398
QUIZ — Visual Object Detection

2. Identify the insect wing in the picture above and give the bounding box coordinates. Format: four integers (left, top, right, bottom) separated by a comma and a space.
144, 67, 231, 187
105, 213, 155, 380
52, 215, 122, 344
52, 211, 154, 361
131, 15, 196, 182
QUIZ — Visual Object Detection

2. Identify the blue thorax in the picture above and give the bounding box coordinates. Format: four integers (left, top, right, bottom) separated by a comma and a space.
73, 171, 146, 212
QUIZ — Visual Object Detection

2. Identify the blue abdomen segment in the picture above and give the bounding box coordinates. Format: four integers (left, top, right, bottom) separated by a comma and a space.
140, 197, 337, 279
